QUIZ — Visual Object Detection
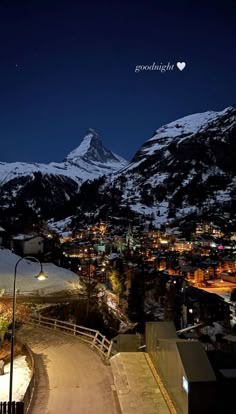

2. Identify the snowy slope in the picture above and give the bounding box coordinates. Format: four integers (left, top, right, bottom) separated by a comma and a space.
124, 106, 236, 224
0, 356, 31, 402
73, 105, 236, 228
0, 249, 82, 295
133, 106, 234, 160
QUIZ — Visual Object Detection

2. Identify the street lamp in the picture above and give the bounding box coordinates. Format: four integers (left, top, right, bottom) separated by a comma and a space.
9, 256, 47, 405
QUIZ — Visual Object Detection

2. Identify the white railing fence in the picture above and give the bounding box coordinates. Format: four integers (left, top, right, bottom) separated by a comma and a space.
26, 315, 113, 361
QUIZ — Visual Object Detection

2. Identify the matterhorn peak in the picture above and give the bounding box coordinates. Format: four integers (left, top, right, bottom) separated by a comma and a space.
86, 128, 99, 136
65, 129, 128, 167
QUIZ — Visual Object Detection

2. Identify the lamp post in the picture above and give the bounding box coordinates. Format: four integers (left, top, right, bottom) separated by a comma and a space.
9, 256, 47, 405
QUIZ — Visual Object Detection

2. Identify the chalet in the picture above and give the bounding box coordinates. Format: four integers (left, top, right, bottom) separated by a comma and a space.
12, 234, 44, 256
179, 264, 205, 285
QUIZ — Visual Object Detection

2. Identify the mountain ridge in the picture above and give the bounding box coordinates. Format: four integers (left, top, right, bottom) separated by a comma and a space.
1, 105, 236, 228
71, 105, 236, 230
0, 129, 128, 185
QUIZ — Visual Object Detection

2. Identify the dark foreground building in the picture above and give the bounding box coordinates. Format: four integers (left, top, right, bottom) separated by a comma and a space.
146, 322, 216, 414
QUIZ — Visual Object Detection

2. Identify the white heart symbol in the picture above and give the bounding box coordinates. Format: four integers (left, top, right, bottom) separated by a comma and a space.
176, 62, 186, 71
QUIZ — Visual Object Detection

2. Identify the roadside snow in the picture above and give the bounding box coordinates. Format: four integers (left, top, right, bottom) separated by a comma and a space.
0, 355, 31, 402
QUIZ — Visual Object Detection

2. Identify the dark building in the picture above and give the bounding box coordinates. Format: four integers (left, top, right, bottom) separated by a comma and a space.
146, 321, 217, 414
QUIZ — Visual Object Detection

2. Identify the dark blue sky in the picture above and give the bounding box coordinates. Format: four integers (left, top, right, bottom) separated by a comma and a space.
0, 0, 236, 163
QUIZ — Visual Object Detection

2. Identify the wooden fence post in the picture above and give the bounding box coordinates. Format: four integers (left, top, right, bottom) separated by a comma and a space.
92, 331, 99, 348
101, 335, 105, 355
107, 340, 113, 360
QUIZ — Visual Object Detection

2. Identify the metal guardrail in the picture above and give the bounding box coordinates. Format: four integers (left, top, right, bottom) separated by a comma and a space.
27, 315, 113, 361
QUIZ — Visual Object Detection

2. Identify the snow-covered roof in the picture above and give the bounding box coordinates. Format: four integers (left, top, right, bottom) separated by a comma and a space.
223, 334, 236, 343
13, 234, 44, 242
107, 253, 120, 260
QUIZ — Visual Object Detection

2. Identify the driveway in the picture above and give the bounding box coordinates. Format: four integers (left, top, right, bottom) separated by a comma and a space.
18, 325, 120, 414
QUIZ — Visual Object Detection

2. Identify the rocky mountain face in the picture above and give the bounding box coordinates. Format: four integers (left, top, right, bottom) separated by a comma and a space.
0, 129, 128, 218
73, 105, 236, 229
65, 128, 126, 167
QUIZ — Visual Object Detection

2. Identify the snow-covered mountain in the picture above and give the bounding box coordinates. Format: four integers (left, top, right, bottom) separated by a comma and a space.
0, 129, 127, 216
65, 128, 126, 169
133, 106, 233, 161
72, 105, 236, 228
1, 106, 236, 227
0, 129, 127, 185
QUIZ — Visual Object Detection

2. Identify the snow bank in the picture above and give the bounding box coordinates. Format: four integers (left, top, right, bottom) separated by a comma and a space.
0, 355, 31, 402
0, 249, 82, 295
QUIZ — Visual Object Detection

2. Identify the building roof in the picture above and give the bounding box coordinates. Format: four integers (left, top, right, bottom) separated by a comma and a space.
13, 234, 34, 241
107, 253, 120, 260
177, 341, 216, 383
219, 368, 236, 378
180, 264, 199, 272
223, 334, 236, 343
13, 234, 43, 241
146, 321, 177, 339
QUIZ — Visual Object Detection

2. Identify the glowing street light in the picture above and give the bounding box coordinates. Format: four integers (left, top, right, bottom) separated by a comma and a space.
9, 256, 47, 405
36, 270, 48, 281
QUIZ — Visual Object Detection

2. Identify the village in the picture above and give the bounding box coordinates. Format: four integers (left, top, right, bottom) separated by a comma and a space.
1, 217, 236, 335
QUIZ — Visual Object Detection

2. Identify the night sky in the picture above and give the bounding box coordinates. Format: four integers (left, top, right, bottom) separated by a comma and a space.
0, 0, 236, 163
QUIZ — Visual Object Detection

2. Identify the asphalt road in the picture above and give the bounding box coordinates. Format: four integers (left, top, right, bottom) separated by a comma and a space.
18, 326, 120, 414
